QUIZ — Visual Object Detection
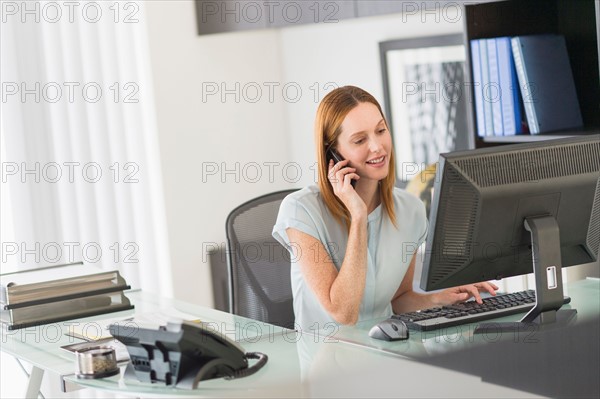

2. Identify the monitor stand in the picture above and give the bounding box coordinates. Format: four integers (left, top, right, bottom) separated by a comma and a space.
474, 216, 577, 335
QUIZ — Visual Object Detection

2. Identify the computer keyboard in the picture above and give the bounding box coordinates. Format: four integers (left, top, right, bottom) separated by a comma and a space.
392, 290, 571, 332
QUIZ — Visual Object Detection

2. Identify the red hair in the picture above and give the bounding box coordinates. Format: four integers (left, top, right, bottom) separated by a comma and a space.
315, 86, 397, 229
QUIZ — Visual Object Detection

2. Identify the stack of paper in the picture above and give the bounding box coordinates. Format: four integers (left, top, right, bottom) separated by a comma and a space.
1, 262, 134, 330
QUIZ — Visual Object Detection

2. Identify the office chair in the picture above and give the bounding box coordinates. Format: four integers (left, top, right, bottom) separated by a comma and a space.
225, 189, 298, 330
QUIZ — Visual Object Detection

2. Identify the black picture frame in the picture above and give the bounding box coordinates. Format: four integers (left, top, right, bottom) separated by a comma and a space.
379, 34, 470, 182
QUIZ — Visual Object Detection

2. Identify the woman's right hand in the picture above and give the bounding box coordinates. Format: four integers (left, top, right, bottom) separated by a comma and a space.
328, 159, 367, 219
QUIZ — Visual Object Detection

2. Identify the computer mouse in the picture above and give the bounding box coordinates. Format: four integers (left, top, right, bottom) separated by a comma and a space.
368, 319, 409, 341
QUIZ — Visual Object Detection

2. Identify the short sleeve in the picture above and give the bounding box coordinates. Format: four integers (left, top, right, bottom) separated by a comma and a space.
272, 194, 320, 252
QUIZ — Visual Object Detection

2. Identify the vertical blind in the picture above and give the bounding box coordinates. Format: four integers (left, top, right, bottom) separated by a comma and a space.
1, 5, 172, 397
1, 1, 172, 296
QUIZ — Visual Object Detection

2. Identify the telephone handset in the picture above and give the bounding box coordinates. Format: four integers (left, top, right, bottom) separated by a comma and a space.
327, 148, 357, 188
109, 320, 268, 389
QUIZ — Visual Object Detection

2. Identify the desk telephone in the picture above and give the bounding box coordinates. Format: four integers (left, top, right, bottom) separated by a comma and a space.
109, 320, 268, 389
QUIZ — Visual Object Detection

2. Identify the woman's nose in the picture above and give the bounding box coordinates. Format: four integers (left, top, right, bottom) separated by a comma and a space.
369, 137, 383, 153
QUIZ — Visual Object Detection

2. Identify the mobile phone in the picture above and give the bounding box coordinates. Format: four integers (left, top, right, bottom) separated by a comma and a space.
327, 148, 357, 188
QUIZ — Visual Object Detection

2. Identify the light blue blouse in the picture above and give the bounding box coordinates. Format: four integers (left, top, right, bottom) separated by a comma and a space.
272, 185, 428, 332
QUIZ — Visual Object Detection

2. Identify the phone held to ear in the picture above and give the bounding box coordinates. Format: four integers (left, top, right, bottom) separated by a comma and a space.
109, 320, 268, 389
327, 149, 357, 188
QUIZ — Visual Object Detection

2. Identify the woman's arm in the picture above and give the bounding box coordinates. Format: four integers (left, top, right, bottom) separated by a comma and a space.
285, 158, 368, 325
285, 158, 371, 325
391, 254, 437, 314
392, 253, 499, 314
286, 213, 367, 325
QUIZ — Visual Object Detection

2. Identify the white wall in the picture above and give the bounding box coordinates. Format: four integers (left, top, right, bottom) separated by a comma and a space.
279, 12, 463, 185
144, 2, 463, 306
145, 1, 291, 306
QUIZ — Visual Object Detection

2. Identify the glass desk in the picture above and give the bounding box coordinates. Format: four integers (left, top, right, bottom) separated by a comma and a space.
318, 278, 600, 357
2, 279, 598, 398
315, 277, 600, 398
1, 290, 293, 398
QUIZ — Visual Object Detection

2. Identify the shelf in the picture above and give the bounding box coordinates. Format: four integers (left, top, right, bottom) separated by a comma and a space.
478, 127, 600, 144
463, 0, 600, 149
480, 135, 574, 144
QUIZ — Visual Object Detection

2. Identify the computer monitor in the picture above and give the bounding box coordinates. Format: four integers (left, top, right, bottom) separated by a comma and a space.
420, 134, 600, 328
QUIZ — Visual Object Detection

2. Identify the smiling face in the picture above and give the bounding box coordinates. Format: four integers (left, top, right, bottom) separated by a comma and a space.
335, 102, 393, 185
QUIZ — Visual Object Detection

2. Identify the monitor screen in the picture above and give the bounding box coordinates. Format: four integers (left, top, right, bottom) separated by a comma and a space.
421, 135, 600, 292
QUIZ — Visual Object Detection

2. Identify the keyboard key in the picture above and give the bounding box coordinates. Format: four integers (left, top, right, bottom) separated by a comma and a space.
391, 290, 571, 332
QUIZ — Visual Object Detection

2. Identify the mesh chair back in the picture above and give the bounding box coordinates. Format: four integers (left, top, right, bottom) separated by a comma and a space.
225, 189, 298, 329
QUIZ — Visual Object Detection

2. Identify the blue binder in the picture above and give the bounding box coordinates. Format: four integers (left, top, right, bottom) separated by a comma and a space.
470, 40, 486, 138
479, 40, 494, 136
511, 34, 583, 134
486, 38, 503, 136
495, 37, 522, 136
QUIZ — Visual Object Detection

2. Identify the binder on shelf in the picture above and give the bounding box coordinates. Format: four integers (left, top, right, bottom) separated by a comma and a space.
495, 37, 522, 136
470, 40, 487, 138
471, 37, 523, 138
486, 38, 503, 136
479, 40, 494, 136
511, 34, 583, 134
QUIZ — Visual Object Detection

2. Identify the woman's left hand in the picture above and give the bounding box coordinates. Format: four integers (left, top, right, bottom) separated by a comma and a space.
435, 282, 499, 305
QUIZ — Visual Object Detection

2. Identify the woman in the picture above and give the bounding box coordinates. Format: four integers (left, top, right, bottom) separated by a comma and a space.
272, 86, 497, 331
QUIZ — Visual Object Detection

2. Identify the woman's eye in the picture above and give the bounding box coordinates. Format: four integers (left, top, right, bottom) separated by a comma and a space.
354, 139, 365, 144
377, 128, 387, 134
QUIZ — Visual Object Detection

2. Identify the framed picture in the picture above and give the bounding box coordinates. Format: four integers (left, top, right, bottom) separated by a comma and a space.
380, 34, 470, 183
